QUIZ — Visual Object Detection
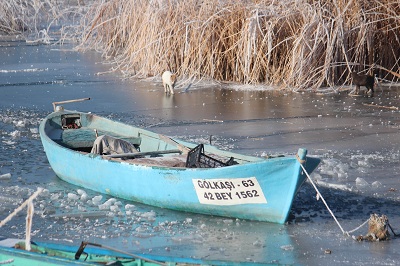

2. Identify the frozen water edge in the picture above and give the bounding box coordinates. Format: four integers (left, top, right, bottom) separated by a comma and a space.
0, 41, 400, 264
1, 109, 399, 265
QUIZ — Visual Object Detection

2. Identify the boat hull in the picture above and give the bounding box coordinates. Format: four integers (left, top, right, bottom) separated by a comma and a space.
39, 110, 320, 224
0, 239, 264, 265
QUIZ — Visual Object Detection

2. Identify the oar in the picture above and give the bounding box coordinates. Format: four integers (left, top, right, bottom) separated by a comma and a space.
52, 98, 91, 111
158, 134, 190, 154
104, 149, 181, 159
75, 241, 165, 265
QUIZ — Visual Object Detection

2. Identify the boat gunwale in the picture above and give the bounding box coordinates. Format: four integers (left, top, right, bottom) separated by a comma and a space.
39, 110, 296, 171
0, 239, 271, 265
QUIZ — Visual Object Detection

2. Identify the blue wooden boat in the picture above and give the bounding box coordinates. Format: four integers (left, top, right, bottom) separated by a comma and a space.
39, 99, 320, 224
0, 238, 262, 265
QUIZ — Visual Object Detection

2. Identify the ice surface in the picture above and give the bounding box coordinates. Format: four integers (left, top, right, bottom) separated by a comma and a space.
0, 43, 399, 265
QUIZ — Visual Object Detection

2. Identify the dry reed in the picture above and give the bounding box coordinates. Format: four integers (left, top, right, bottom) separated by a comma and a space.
3, 0, 400, 90
75, 0, 400, 90
0, 1, 29, 33
0, 0, 86, 42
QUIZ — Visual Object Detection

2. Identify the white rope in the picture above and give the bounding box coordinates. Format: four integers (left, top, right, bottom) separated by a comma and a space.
0, 187, 43, 251
300, 162, 396, 239
298, 162, 349, 236
347, 218, 370, 234
25, 201, 34, 251
0, 188, 43, 228
298, 158, 397, 240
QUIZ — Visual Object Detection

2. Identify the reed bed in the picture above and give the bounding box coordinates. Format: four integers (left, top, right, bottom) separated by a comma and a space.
75, 0, 400, 90
3, 0, 400, 90
0, 0, 32, 34
0, 0, 86, 42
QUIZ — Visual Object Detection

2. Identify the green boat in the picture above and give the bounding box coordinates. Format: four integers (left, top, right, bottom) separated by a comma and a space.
0, 238, 266, 265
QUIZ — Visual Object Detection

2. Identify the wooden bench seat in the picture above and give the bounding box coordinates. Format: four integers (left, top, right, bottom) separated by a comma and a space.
111, 154, 187, 168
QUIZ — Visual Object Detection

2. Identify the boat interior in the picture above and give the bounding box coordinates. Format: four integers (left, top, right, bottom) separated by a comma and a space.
48, 113, 241, 168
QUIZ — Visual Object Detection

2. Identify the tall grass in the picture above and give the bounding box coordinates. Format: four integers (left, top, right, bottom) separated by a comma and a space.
0, 0, 86, 42
2, 0, 400, 90
76, 0, 400, 90
0, 1, 29, 33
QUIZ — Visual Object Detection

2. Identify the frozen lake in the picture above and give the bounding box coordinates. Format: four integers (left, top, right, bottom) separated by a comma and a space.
0, 40, 400, 265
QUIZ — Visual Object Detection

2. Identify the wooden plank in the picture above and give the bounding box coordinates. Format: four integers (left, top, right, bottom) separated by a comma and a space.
104, 149, 182, 159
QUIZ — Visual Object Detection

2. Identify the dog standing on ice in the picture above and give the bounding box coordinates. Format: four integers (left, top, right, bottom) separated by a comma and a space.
162, 71, 177, 95
351, 71, 375, 96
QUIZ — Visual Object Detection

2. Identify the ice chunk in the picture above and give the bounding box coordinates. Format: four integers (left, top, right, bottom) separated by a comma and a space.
0, 173, 11, 180
10, 130, 20, 138
140, 211, 156, 221
355, 177, 368, 187
15, 120, 26, 127
98, 203, 109, 210
50, 211, 108, 218
2, 140, 15, 145
98, 198, 117, 210
281, 244, 294, 251
104, 198, 117, 205
76, 189, 86, 195
50, 193, 60, 201
77, 189, 88, 201
3, 117, 12, 123
39, 189, 50, 197
92, 195, 103, 204
252, 240, 263, 247
125, 204, 136, 211
30, 128, 39, 134
80, 193, 89, 201
372, 181, 382, 188
110, 205, 120, 212
67, 193, 80, 201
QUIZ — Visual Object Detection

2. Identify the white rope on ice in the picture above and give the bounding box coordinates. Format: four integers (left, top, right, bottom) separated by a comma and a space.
0, 187, 43, 251
0, 188, 43, 228
297, 159, 349, 236
346, 218, 370, 234
298, 160, 398, 240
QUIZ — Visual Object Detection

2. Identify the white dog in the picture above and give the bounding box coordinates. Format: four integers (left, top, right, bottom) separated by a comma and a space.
162, 71, 177, 95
